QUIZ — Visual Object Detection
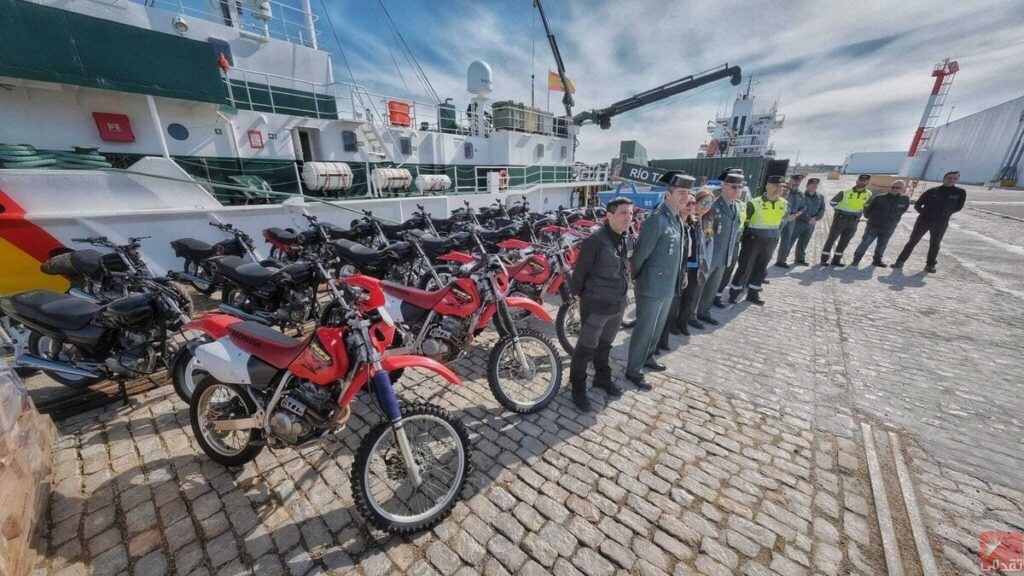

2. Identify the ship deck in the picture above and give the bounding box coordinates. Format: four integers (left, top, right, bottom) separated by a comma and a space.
24, 176, 1024, 575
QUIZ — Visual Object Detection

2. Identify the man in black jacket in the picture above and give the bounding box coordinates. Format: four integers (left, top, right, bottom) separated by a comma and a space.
892, 171, 967, 273
568, 196, 633, 411
851, 180, 911, 267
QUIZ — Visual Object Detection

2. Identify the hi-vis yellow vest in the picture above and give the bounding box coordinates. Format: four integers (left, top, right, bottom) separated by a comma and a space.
836, 188, 872, 213
748, 197, 787, 229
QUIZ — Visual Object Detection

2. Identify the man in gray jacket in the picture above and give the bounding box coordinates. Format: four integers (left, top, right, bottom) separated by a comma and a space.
775, 176, 806, 268
568, 196, 633, 411
787, 177, 826, 266
696, 173, 744, 325
624, 171, 692, 390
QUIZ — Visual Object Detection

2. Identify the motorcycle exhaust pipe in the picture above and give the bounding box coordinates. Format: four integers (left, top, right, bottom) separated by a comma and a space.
68, 288, 102, 303
218, 304, 271, 325
15, 354, 101, 378
175, 271, 211, 286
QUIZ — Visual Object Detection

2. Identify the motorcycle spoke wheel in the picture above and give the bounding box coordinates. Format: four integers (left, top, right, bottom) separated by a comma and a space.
487, 329, 562, 413
185, 261, 216, 295
189, 377, 263, 466
555, 300, 582, 355
353, 403, 470, 534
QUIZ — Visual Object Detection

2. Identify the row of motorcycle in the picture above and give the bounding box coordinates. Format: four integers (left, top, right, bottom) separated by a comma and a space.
0, 197, 644, 534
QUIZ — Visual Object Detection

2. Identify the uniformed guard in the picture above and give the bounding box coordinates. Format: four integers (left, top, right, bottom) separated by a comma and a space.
775, 174, 806, 268
696, 172, 744, 325
728, 175, 788, 305
624, 171, 692, 390
711, 168, 748, 309
820, 174, 873, 266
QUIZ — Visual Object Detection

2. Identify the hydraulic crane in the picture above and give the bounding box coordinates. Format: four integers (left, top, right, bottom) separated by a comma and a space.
573, 65, 743, 129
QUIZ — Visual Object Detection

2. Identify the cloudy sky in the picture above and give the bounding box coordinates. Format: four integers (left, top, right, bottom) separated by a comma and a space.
312, 0, 1024, 165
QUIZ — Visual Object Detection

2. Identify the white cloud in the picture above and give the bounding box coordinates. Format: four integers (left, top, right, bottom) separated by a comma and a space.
319, 0, 1024, 165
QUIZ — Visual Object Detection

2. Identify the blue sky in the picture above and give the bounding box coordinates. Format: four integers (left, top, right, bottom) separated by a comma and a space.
311, 0, 1024, 165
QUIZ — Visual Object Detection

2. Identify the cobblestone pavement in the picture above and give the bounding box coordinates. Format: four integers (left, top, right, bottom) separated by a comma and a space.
33, 178, 1023, 575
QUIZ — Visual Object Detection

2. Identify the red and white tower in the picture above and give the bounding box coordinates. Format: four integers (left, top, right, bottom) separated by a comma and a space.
907, 59, 959, 157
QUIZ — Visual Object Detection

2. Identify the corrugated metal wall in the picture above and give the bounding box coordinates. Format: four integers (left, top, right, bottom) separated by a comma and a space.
907, 96, 1024, 184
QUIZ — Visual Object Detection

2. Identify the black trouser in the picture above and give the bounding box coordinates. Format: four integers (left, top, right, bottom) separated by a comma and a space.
717, 243, 741, 293
570, 299, 625, 398
659, 267, 701, 345
730, 233, 779, 295
895, 217, 949, 266
821, 213, 861, 261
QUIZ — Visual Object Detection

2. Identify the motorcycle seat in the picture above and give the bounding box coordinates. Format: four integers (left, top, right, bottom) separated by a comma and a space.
170, 238, 214, 259
227, 321, 307, 369
264, 227, 298, 244
331, 239, 385, 266
211, 256, 274, 287
3, 290, 99, 330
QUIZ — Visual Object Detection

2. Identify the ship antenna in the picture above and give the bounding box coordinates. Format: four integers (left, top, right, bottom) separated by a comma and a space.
319, 0, 357, 84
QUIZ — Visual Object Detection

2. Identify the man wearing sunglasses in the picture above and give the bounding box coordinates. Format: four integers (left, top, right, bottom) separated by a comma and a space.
851, 180, 910, 267
696, 172, 744, 324
728, 175, 788, 305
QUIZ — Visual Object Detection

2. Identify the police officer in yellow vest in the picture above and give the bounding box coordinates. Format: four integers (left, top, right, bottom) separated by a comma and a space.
820, 174, 873, 266
728, 175, 788, 306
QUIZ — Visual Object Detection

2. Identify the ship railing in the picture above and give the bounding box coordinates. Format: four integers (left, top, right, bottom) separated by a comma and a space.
135, 0, 320, 47
223, 67, 336, 119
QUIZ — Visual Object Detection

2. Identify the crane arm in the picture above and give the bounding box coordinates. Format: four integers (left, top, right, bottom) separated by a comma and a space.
573, 64, 742, 129
534, 0, 574, 118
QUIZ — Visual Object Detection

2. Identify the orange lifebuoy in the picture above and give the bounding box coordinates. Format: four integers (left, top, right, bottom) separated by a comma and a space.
498, 169, 510, 190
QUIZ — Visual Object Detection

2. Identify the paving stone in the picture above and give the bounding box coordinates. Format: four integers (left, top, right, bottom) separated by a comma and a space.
206, 530, 238, 568
633, 536, 670, 571
539, 522, 578, 557
522, 532, 559, 567
425, 541, 462, 576
571, 546, 615, 576
487, 533, 527, 572
450, 531, 486, 565
769, 551, 809, 576
694, 554, 733, 576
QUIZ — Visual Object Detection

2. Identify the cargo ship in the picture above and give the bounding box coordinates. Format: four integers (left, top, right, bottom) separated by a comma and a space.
698, 79, 785, 159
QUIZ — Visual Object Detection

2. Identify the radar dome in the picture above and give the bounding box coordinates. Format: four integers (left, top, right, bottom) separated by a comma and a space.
467, 61, 493, 96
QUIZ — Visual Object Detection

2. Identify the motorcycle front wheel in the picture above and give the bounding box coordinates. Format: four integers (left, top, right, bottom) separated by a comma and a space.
352, 403, 471, 534
555, 299, 581, 355
487, 329, 562, 413
190, 376, 264, 467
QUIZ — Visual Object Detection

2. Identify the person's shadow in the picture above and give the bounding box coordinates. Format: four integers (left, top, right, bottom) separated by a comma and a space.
834, 264, 874, 284
877, 269, 928, 291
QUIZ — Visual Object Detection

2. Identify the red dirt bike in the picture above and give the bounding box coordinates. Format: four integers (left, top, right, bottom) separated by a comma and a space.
322, 229, 563, 414
186, 277, 471, 534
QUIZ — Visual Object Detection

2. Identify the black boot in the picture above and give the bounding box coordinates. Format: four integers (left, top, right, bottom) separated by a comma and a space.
831, 255, 845, 267
746, 291, 765, 306
713, 296, 726, 309
592, 340, 622, 398
569, 344, 595, 411
728, 288, 742, 304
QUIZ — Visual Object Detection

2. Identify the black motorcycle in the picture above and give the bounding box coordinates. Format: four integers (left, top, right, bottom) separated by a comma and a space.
170, 221, 269, 295
40, 236, 154, 302
0, 277, 192, 394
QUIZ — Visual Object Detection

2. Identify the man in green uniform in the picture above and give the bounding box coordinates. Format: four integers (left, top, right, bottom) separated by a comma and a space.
624, 171, 692, 390
728, 175, 788, 305
820, 174, 873, 266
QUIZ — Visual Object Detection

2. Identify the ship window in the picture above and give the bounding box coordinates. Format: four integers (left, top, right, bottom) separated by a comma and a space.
463, 141, 474, 159
342, 131, 358, 152
167, 123, 189, 141
560, 146, 568, 160
400, 137, 412, 155
535, 144, 545, 158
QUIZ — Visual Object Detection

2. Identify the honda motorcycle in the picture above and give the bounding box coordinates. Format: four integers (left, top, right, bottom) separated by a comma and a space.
322, 229, 563, 414
187, 276, 471, 534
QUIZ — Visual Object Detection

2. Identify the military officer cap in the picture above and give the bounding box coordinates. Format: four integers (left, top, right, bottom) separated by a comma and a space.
722, 173, 744, 185
789, 174, 804, 181
717, 167, 744, 180
858, 174, 872, 180
659, 171, 696, 189
767, 175, 786, 185
806, 177, 820, 184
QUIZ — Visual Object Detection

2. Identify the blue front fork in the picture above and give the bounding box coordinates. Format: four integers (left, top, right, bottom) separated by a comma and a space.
371, 369, 402, 422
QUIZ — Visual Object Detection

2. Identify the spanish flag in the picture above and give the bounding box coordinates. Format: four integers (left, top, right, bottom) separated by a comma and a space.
548, 70, 576, 94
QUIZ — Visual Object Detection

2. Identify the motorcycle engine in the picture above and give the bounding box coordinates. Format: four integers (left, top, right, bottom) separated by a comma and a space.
421, 317, 467, 362
269, 380, 332, 444
274, 290, 311, 324
108, 331, 156, 374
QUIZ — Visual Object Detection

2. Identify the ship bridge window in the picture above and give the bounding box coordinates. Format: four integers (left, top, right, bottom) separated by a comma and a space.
560, 145, 567, 160
535, 144, 545, 159
463, 141, 474, 159
342, 131, 358, 152
400, 137, 412, 155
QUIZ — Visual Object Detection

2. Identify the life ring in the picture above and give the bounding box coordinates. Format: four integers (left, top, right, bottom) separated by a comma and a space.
498, 169, 510, 190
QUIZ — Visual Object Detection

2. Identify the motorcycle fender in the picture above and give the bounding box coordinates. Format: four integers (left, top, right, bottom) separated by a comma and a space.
505, 296, 554, 322
547, 274, 566, 295
498, 239, 531, 251
181, 314, 242, 339
438, 251, 475, 264
340, 355, 462, 406
193, 337, 252, 385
